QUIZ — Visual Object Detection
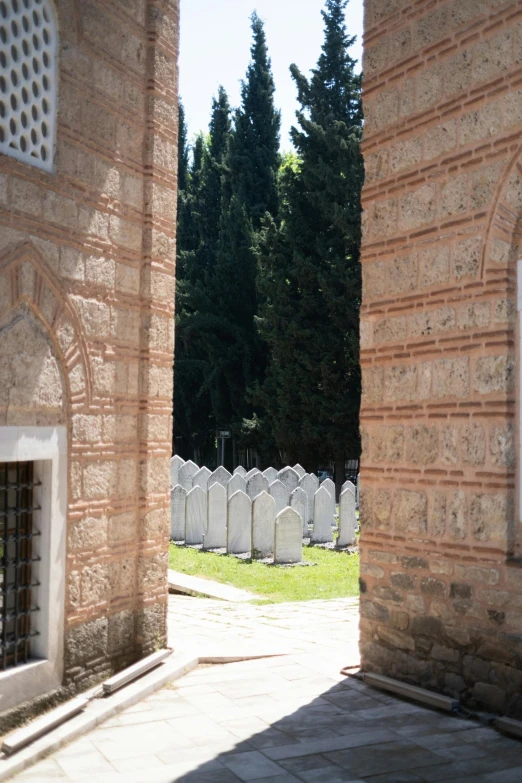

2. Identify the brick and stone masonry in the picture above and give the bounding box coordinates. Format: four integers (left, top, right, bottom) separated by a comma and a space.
0, 0, 179, 694
360, 0, 522, 714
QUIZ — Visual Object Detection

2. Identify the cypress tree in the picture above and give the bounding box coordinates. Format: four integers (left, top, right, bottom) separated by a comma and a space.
229, 11, 281, 228
258, 0, 364, 493
207, 12, 281, 458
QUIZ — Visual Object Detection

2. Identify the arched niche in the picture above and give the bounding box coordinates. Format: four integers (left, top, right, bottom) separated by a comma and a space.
0, 241, 92, 406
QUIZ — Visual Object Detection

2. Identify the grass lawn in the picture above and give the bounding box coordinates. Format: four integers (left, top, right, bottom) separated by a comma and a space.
169, 544, 360, 604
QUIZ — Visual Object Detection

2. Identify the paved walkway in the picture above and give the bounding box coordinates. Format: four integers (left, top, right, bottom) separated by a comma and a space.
13, 595, 522, 782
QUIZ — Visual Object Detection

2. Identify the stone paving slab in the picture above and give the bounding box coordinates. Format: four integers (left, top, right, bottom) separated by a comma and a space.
11, 595, 522, 782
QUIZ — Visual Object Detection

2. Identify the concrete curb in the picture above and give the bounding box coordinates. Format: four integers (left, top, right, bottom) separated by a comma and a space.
168, 569, 260, 602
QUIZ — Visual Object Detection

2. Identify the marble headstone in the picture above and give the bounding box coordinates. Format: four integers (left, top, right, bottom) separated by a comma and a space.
299, 473, 319, 523
338, 485, 357, 547
290, 486, 308, 536
263, 467, 278, 484
233, 466, 247, 477
293, 463, 306, 479
170, 455, 185, 488
278, 466, 299, 495
269, 479, 288, 516
227, 490, 252, 555
193, 466, 212, 491
321, 478, 337, 523
209, 466, 232, 488
203, 482, 227, 549
185, 485, 207, 545
246, 472, 269, 501
228, 472, 246, 498
170, 485, 187, 541
311, 486, 333, 544
245, 468, 260, 480
252, 491, 276, 559
274, 508, 303, 564
178, 460, 199, 491
342, 479, 356, 494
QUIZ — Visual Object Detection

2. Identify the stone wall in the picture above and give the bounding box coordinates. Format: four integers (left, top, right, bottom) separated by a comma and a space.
360, 0, 522, 714
0, 0, 179, 695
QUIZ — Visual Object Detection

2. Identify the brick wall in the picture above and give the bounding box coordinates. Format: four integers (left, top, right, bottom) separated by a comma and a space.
0, 0, 179, 694
360, 0, 522, 714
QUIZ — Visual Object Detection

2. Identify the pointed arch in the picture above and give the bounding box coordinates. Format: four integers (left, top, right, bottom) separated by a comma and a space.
482, 142, 522, 277
0, 241, 92, 404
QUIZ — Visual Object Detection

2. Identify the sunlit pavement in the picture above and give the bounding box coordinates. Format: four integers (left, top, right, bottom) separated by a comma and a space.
13, 595, 522, 782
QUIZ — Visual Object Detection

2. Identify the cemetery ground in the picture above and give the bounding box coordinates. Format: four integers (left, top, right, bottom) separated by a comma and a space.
169, 543, 360, 603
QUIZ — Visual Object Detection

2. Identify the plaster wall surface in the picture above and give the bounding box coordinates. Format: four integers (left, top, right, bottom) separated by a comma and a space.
0, 0, 179, 702
360, 0, 522, 714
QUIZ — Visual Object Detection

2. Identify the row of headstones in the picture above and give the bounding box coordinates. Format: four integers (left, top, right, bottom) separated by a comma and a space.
171, 482, 305, 563
170, 457, 358, 559
171, 457, 353, 529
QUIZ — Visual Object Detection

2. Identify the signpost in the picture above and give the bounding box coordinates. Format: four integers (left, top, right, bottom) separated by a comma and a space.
216, 429, 231, 467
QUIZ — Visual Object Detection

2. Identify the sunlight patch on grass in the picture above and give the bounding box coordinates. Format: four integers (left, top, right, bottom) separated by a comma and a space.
169, 544, 359, 604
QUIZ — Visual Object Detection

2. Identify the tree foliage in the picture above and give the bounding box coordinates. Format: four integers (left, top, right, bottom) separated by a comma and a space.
257, 0, 363, 485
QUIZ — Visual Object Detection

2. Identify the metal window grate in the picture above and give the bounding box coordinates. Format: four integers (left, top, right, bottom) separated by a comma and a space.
0, 462, 41, 671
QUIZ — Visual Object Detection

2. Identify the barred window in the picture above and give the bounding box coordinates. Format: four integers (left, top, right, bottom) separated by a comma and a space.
0, 462, 41, 671
0, 0, 58, 172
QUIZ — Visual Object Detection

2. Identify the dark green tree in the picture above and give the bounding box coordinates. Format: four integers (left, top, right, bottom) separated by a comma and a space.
228, 11, 281, 228
204, 12, 281, 460
258, 0, 364, 494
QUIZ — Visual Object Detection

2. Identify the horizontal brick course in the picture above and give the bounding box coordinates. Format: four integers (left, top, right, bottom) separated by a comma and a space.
361, 0, 522, 717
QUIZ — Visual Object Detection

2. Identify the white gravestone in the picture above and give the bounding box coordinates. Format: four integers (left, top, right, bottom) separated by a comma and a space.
274, 508, 303, 564
322, 478, 337, 523
252, 491, 276, 559
245, 468, 259, 480
278, 466, 299, 495
171, 455, 185, 488
290, 486, 308, 536
209, 466, 232, 488
246, 472, 269, 501
227, 490, 252, 555
269, 479, 289, 516
293, 463, 306, 479
338, 486, 357, 547
193, 466, 211, 491
170, 485, 186, 541
228, 472, 247, 498
263, 467, 278, 484
185, 485, 207, 545
178, 460, 199, 491
311, 486, 334, 543
234, 466, 247, 477
300, 474, 319, 523
203, 482, 227, 549
342, 479, 356, 494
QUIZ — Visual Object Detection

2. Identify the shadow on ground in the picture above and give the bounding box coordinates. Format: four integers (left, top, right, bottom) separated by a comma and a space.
159, 666, 522, 783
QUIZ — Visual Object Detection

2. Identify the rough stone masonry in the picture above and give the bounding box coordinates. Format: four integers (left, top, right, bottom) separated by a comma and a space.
0, 0, 180, 703
360, 0, 522, 715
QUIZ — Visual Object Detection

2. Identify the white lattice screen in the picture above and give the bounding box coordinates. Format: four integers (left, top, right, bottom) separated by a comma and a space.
0, 0, 57, 173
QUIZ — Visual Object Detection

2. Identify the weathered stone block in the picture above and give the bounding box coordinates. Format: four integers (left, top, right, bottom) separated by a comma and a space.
432, 357, 470, 399
394, 490, 427, 534
461, 424, 486, 466
399, 184, 436, 230
460, 103, 501, 146
474, 355, 515, 395
440, 173, 469, 218
372, 426, 404, 463
405, 425, 438, 465
424, 120, 457, 161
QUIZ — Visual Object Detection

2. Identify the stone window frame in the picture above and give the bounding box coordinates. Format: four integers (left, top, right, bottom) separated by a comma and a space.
0, 426, 67, 712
